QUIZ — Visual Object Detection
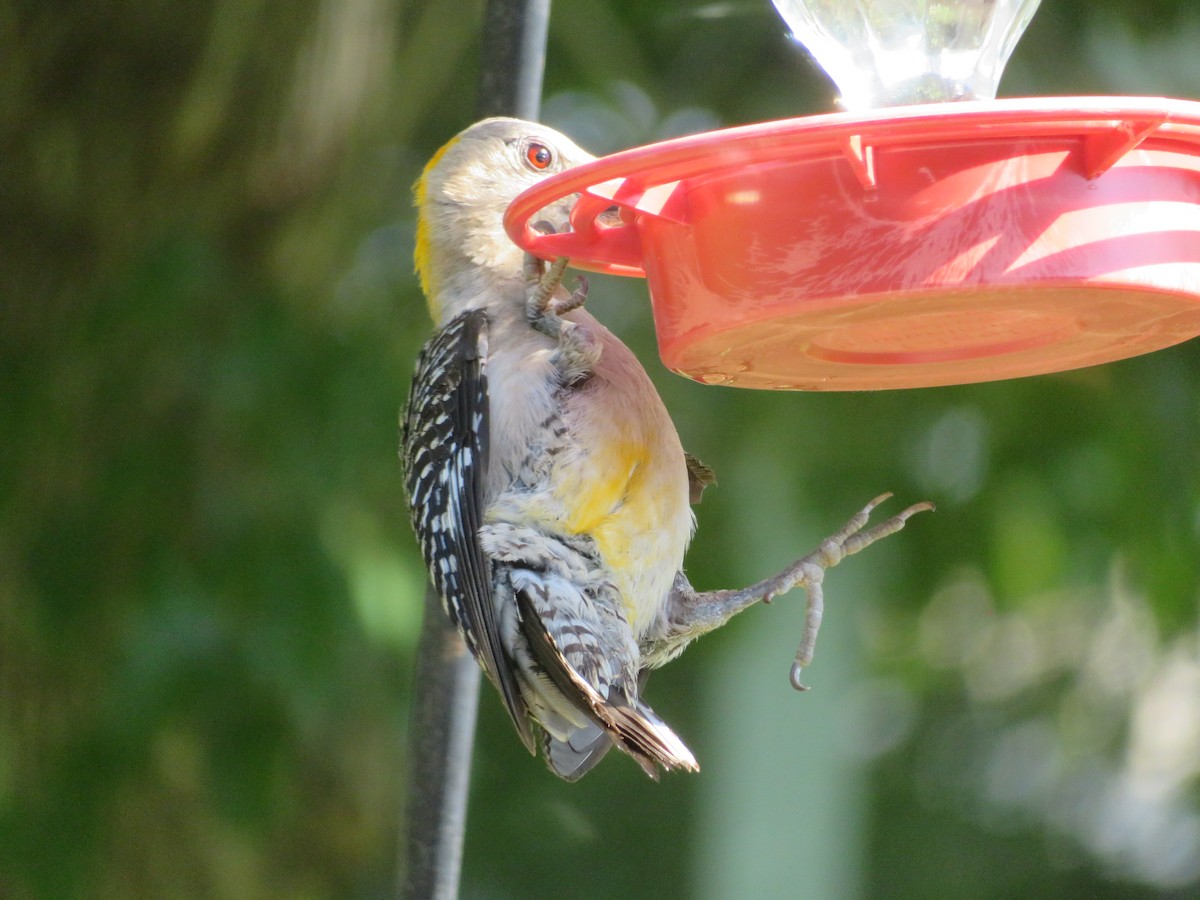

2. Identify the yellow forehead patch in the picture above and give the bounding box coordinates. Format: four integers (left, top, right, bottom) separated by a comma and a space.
413, 133, 459, 319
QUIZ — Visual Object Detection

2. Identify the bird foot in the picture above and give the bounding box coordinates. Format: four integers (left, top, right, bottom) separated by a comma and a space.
523, 242, 599, 383
781, 494, 934, 690
525, 253, 588, 331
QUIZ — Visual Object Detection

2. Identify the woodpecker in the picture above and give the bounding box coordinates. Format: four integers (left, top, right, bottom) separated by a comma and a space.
402, 117, 931, 780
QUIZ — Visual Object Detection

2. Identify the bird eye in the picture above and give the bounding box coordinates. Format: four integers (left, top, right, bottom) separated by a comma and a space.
524, 141, 554, 171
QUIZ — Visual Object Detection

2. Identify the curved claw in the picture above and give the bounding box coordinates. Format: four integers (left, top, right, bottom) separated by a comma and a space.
901, 500, 937, 519
866, 491, 893, 509
789, 662, 810, 692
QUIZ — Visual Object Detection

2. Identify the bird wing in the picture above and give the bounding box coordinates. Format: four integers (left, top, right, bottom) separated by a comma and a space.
401, 309, 535, 753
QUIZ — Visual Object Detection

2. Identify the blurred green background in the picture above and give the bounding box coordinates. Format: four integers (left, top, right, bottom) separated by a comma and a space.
4, 0, 1200, 897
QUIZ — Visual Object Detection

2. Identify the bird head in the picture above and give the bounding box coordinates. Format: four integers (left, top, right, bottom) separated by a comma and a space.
413, 117, 594, 323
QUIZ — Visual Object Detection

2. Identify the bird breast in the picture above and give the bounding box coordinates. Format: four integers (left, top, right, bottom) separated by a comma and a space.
484, 309, 693, 639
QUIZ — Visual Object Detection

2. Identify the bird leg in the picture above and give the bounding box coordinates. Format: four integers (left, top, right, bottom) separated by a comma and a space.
649, 494, 934, 688
525, 255, 588, 322
524, 250, 598, 384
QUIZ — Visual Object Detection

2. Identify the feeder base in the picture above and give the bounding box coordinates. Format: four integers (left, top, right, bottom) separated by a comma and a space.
665, 284, 1200, 390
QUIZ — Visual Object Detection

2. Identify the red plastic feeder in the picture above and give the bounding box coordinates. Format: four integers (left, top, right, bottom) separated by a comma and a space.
504, 97, 1200, 390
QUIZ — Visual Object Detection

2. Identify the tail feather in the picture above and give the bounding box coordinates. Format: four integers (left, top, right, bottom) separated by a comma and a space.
541, 723, 614, 782
516, 589, 699, 777
605, 696, 699, 780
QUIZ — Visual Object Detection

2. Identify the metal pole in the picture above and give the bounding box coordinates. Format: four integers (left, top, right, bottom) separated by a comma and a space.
399, 588, 483, 900
477, 0, 551, 121
399, 2, 550, 897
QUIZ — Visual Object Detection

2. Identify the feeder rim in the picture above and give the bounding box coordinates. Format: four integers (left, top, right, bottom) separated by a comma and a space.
504, 95, 1200, 278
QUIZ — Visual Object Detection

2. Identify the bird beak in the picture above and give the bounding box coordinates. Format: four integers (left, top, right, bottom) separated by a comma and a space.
530, 192, 582, 237
597, 204, 622, 227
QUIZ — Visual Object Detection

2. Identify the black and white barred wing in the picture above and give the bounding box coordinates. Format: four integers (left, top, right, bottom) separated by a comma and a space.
401, 309, 535, 753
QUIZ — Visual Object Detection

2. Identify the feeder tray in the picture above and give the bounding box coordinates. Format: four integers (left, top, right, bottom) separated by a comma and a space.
504, 97, 1200, 390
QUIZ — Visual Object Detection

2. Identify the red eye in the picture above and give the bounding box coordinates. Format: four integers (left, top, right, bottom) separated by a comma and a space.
525, 141, 553, 170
